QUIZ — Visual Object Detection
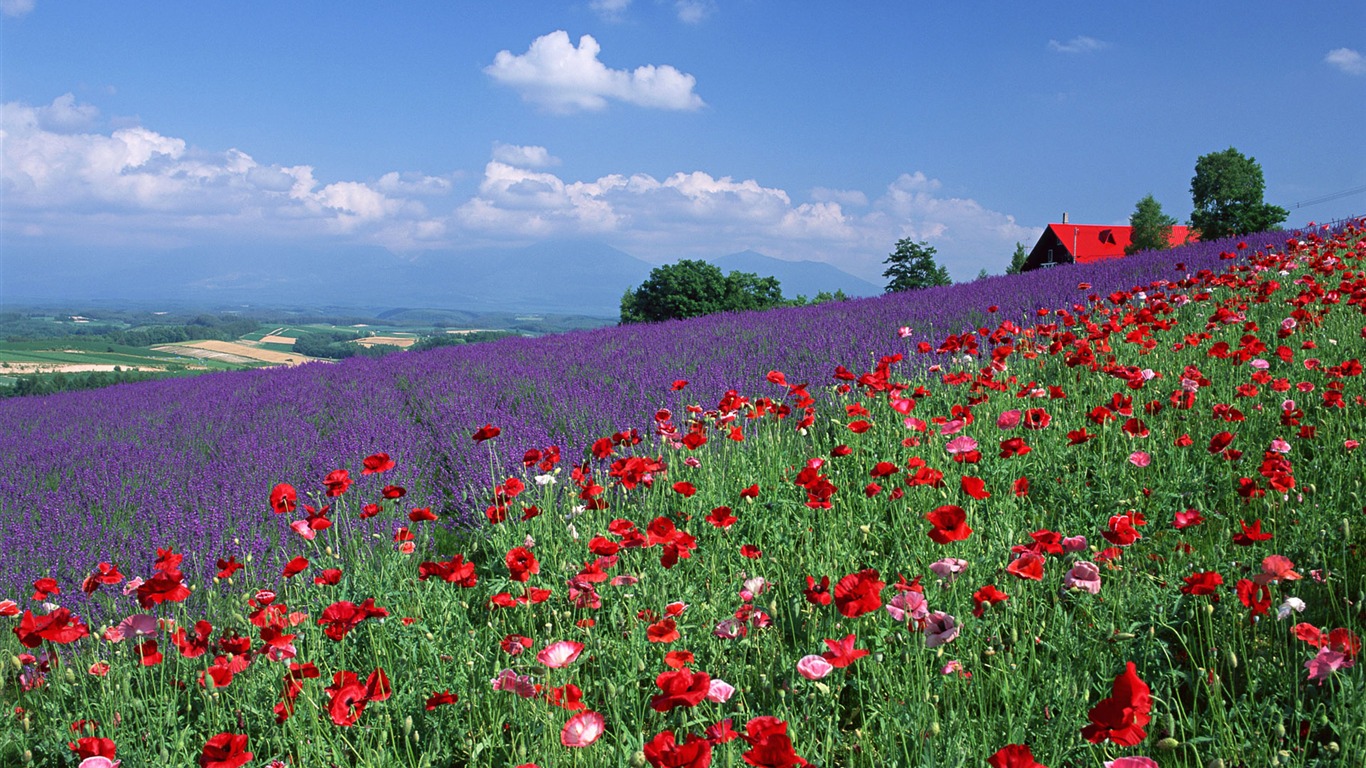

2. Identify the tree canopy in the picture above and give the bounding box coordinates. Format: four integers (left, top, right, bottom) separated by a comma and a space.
620, 260, 787, 323
1126, 194, 1178, 255
1190, 147, 1288, 240
883, 239, 951, 293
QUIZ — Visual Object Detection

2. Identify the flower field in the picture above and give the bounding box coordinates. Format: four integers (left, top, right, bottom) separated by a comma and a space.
2, 221, 1364, 767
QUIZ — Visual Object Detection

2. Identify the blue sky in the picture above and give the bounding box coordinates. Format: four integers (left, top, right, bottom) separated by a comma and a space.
3, 1, 1364, 285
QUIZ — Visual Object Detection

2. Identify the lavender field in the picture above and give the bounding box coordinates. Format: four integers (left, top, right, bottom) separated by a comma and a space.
0, 232, 1294, 613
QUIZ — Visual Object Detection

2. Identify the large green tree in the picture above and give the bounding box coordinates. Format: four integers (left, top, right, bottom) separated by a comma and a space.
1126, 194, 1178, 255
1189, 147, 1288, 239
883, 239, 951, 293
620, 260, 787, 323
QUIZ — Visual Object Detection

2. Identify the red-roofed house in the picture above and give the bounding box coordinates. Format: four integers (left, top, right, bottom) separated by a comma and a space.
1021, 214, 1195, 272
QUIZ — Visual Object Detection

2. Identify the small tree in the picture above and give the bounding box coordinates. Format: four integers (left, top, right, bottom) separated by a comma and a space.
1190, 147, 1288, 239
1126, 194, 1177, 255
883, 239, 951, 293
1006, 242, 1028, 275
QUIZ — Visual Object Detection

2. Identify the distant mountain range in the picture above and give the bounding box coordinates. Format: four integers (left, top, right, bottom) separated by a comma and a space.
9, 240, 878, 317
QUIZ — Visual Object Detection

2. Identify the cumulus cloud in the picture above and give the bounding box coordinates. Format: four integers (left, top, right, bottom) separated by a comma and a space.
457, 157, 1030, 281
1325, 47, 1366, 76
1, 95, 446, 245
0, 0, 35, 18
492, 142, 561, 168
484, 31, 704, 113
3, 95, 1031, 280
1048, 36, 1109, 54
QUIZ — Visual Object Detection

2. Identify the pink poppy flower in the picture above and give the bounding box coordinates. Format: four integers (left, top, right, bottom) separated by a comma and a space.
1063, 562, 1102, 594
1306, 647, 1355, 684
1255, 555, 1301, 585
706, 678, 736, 703
925, 612, 959, 648
289, 520, 317, 540
560, 711, 605, 748
1061, 535, 1088, 553
945, 435, 978, 456
537, 640, 584, 668
929, 558, 968, 584
997, 410, 1022, 429
491, 669, 540, 698
1128, 451, 1151, 468
796, 654, 834, 680
1105, 758, 1159, 768
79, 759, 121, 768
940, 419, 967, 436
116, 614, 159, 641
885, 590, 928, 624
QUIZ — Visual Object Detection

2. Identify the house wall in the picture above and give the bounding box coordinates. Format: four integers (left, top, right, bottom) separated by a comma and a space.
1022, 230, 1073, 272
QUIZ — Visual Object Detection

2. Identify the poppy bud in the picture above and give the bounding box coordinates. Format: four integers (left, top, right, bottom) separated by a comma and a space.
1228, 651, 1238, 669
1327, 743, 1340, 754
1274, 720, 1286, 738
1204, 603, 1216, 615
1208, 759, 1225, 768
64, 667, 75, 685
929, 721, 940, 737
1158, 737, 1180, 751
815, 682, 830, 695
630, 751, 648, 767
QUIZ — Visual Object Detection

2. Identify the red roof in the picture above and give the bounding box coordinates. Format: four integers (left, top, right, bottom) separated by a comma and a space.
1046, 224, 1195, 264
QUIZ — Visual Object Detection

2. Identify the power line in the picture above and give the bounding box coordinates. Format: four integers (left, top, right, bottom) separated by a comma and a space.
1290, 184, 1366, 209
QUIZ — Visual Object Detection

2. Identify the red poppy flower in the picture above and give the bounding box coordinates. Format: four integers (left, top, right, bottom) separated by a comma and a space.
1081, 662, 1151, 746
314, 568, 343, 586
740, 716, 808, 768
739, 484, 760, 499
972, 584, 1010, 617
69, 737, 116, 761
960, 476, 991, 500
821, 634, 868, 668
648, 618, 681, 644
1022, 408, 1051, 429
137, 569, 190, 609
505, 547, 540, 582
325, 668, 390, 727
322, 469, 352, 497
546, 683, 585, 711
1181, 571, 1224, 599
706, 506, 737, 528
408, 507, 438, 522
999, 437, 1031, 458
988, 743, 1048, 768
803, 575, 832, 607
199, 732, 253, 768
644, 730, 713, 768
361, 452, 395, 474
664, 650, 695, 669
650, 668, 712, 712
317, 599, 389, 641
1232, 519, 1273, 546
282, 557, 309, 579
672, 481, 697, 497
216, 557, 244, 579
425, 690, 459, 710
1006, 553, 1045, 581
833, 569, 884, 618
172, 620, 213, 658
925, 505, 973, 544
32, 576, 59, 600
740, 544, 762, 559
1173, 509, 1205, 529
472, 424, 501, 442
269, 483, 297, 514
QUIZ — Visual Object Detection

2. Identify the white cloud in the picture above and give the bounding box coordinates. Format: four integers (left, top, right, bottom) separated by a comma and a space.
675, 0, 714, 23
492, 142, 561, 168
1, 95, 445, 245
0, 0, 35, 18
590, 0, 631, 21
1048, 36, 1109, 54
1325, 48, 1366, 76
3, 95, 1032, 281
811, 186, 869, 208
484, 31, 704, 113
